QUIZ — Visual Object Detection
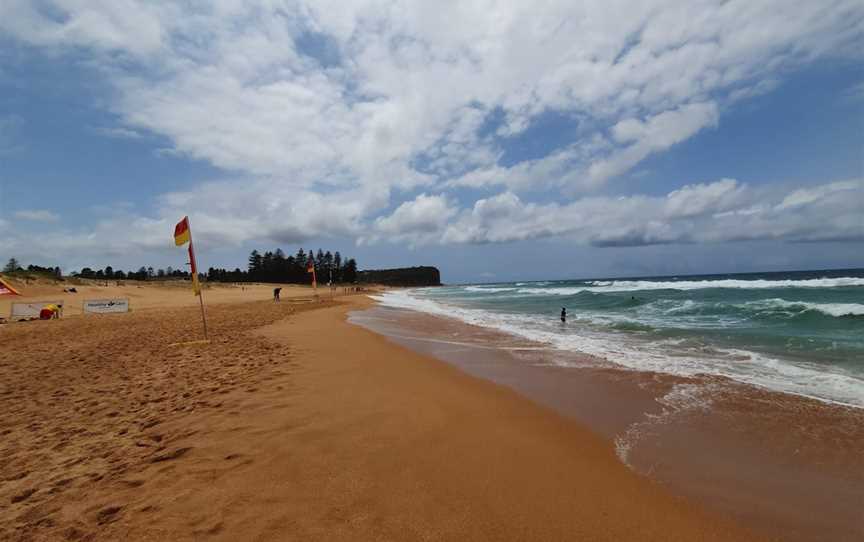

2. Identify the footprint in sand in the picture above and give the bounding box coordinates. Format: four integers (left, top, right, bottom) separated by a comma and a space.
95, 505, 123, 525
11, 488, 37, 503
149, 447, 192, 463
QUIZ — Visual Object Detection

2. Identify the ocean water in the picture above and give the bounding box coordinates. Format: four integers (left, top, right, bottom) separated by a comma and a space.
373, 269, 864, 408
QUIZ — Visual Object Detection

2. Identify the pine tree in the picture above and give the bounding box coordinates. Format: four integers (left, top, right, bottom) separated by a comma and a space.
343, 258, 358, 283
295, 248, 307, 272
274, 249, 287, 282
248, 250, 263, 280
3, 258, 19, 273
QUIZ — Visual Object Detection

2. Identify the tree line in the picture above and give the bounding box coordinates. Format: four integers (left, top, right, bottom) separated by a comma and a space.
3, 248, 358, 285
210, 248, 357, 284
3, 259, 62, 278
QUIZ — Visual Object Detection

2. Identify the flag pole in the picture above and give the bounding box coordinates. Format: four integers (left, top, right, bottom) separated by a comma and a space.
190, 241, 209, 340
187, 237, 208, 340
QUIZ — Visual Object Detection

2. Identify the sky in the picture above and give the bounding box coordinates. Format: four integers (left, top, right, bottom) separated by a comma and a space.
0, 0, 862, 284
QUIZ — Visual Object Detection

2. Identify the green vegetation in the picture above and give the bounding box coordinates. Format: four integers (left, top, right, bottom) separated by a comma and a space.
208, 248, 357, 284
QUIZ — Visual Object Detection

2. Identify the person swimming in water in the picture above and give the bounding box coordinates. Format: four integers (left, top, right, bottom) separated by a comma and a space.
560, 307, 566, 323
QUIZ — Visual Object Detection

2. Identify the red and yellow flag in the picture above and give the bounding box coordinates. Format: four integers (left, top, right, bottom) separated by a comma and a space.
188, 243, 201, 296
174, 216, 191, 246
172, 215, 208, 339
307, 258, 317, 289
174, 216, 200, 296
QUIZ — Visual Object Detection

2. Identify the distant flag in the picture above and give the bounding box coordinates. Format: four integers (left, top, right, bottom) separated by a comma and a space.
173, 216, 208, 339
0, 275, 20, 296
307, 258, 317, 290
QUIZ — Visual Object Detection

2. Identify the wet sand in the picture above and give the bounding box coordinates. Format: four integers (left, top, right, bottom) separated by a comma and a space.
350, 304, 864, 541
1, 292, 762, 540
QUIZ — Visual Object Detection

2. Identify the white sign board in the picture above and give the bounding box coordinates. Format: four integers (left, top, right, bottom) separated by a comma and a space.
11, 300, 64, 319
83, 298, 130, 314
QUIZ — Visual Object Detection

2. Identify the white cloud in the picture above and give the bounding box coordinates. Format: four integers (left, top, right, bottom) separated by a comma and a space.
430, 179, 864, 247
588, 102, 719, 187
0, 1, 862, 263
3, 0, 861, 196
1, 178, 860, 267
775, 180, 861, 210
14, 209, 61, 222
664, 178, 747, 219
0, 0, 169, 55
367, 193, 458, 246
91, 126, 145, 140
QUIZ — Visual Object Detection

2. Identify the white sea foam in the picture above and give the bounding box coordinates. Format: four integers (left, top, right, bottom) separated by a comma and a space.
583, 276, 864, 291
615, 383, 720, 466
371, 290, 864, 408
746, 299, 864, 317
464, 286, 519, 293
509, 277, 864, 296
498, 277, 864, 296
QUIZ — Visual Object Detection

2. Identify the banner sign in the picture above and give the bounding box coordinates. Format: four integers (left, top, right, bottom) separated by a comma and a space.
11, 300, 64, 319
83, 298, 130, 314
0, 276, 21, 296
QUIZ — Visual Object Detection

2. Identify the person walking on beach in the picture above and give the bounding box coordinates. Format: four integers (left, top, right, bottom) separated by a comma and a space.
560, 307, 566, 323
273, 287, 282, 302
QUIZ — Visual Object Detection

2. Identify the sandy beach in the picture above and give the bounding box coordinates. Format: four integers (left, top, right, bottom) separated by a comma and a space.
0, 282, 765, 541
352, 303, 864, 541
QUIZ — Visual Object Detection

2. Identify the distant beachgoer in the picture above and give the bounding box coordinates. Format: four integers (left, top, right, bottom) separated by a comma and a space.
273, 287, 282, 302
560, 307, 566, 323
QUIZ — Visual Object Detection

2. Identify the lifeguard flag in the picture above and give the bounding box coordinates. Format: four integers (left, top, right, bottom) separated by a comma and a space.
188, 243, 201, 296
307, 259, 317, 288
174, 216, 191, 246
0, 275, 20, 296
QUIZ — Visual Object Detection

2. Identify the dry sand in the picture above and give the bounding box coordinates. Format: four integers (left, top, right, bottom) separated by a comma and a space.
0, 279, 316, 318
1, 285, 763, 541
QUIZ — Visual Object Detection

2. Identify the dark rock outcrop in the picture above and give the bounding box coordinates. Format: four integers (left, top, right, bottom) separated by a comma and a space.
358, 266, 441, 287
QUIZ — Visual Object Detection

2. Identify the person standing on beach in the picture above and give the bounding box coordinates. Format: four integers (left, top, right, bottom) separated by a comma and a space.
560, 307, 566, 323
273, 287, 282, 302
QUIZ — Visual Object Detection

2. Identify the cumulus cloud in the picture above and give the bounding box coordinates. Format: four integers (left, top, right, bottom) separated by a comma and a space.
0, 1, 862, 263
3, 1, 862, 194
664, 178, 747, 218
1, 178, 860, 266
363, 193, 458, 247
431, 179, 864, 247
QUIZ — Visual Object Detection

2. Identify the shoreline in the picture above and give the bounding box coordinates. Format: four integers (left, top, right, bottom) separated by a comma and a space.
350, 301, 864, 541
2, 292, 764, 540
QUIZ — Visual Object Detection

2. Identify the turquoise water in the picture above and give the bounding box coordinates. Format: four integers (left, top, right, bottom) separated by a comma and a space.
374, 269, 864, 407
